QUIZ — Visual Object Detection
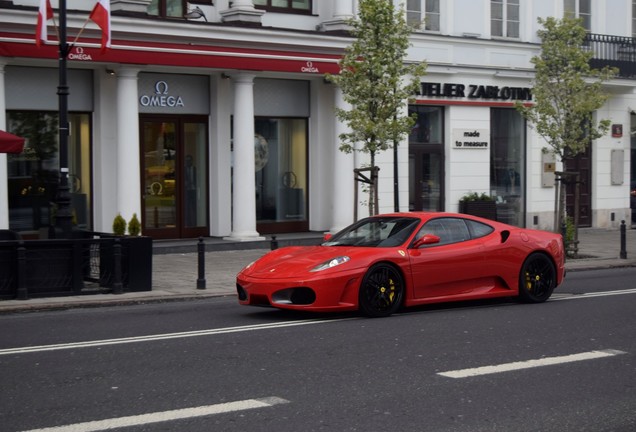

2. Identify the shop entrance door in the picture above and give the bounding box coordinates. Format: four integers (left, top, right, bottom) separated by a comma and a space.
140, 116, 208, 239
409, 147, 444, 211
564, 146, 592, 227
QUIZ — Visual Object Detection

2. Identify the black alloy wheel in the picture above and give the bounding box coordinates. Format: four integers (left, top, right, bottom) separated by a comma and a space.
359, 263, 404, 317
518, 252, 556, 303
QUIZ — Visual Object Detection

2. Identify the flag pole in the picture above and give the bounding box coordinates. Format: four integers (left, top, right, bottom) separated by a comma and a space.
54, 0, 72, 238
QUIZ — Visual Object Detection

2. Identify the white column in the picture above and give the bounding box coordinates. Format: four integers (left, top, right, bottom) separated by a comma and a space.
0, 61, 8, 229
330, 86, 355, 233
333, 0, 354, 19
208, 74, 232, 237
320, 0, 354, 32
219, 0, 264, 24
116, 68, 142, 223
225, 73, 263, 241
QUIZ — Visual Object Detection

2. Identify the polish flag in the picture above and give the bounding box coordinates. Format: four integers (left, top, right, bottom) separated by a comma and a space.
35, 0, 53, 47
89, 0, 111, 52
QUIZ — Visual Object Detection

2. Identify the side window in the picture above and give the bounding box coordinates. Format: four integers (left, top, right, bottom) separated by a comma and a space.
564, 0, 591, 31
491, 0, 519, 38
415, 218, 470, 246
466, 220, 495, 239
406, 0, 440, 31
253, 0, 312, 14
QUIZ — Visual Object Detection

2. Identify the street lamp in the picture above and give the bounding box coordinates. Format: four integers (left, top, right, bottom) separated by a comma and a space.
53, 0, 73, 238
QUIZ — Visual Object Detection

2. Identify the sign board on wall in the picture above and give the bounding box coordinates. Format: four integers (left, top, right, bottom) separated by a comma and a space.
452, 129, 490, 149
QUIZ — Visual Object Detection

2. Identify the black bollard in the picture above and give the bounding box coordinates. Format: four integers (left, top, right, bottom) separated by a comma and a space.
113, 238, 123, 294
197, 237, 206, 290
271, 235, 278, 250
620, 220, 627, 259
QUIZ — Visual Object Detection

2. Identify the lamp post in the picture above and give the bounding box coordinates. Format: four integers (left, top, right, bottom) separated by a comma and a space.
54, 0, 73, 238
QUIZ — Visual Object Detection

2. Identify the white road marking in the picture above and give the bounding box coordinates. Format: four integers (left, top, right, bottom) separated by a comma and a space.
20, 397, 289, 432
438, 349, 627, 379
552, 288, 636, 300
0, 318, 355, 356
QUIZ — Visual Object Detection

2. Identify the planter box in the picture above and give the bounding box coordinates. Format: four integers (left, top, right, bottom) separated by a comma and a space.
459, 200, 498, 221
99, 236, 153, 292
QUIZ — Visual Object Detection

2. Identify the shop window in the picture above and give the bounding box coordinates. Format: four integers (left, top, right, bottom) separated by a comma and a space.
406, 0, 440, 31
490, 108, 525, 227
7, 111, 92, 234
253, 0, 312, 14
148, 0, 213, 19
491, 0, 519, 38
254, 118, 308, 230
564, 0, 591, 31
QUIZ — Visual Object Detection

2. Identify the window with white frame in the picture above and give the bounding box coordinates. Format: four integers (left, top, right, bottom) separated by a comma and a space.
564, 0, 591, 31
491, 0, 519, 38
406, 0, 440, 31
253, 0, 311, 13
632, 0, 636, 38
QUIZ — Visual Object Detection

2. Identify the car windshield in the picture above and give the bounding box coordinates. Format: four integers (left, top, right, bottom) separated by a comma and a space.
323, 217, 420, 247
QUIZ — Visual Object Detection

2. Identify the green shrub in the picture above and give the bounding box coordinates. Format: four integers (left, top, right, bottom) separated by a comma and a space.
460, 192, 493, 202
112, 213, 127, 236
128, 213, 141, 236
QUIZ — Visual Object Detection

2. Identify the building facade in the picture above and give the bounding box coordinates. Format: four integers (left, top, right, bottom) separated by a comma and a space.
0, 0, 634, 241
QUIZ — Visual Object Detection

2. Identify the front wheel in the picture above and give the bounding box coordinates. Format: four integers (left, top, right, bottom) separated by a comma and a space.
358, 263, 404, 317
518, 253, 556, 303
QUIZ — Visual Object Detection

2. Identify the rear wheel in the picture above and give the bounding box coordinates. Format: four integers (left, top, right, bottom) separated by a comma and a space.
358, 263, 404, 317
518, 253, 556, 303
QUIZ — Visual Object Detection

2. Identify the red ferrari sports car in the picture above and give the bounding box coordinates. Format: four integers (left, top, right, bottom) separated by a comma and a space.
236, 212, 566, 317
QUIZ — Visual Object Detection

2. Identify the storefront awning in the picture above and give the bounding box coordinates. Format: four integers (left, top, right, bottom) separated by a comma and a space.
0, 130, 25, 154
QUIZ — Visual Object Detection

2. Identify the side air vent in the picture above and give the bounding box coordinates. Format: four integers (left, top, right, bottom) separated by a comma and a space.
501, 230, 510, 243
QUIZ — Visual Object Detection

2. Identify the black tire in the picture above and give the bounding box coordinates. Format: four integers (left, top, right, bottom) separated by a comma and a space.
358, 263, 404, 317
518, 253, 556, 303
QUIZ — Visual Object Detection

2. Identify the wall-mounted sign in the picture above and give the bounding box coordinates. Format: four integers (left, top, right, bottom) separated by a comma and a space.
419, 82, 532, 101
452, 129, 490, 149
611, 124, 623, 137
138, 73, 209, 115
300, 61, 319, 73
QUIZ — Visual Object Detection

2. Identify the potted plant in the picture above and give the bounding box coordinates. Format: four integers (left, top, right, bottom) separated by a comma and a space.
459, 192, 497, 220
100, 213, 152, 292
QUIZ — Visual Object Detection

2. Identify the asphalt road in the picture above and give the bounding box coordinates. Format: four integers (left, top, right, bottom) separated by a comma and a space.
0, 268, 635, 432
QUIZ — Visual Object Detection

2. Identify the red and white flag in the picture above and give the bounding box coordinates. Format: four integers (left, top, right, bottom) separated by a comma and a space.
35, 0, 53, 47
89, 0, 111, 52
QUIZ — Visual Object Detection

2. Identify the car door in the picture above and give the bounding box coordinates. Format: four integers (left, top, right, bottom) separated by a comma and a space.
408, 217, 486, 299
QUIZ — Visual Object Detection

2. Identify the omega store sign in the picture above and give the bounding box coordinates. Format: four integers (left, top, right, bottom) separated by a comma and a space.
138, 73, 210, 114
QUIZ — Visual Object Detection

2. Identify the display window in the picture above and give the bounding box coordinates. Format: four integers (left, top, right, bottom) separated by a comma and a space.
7, 111, 92, 236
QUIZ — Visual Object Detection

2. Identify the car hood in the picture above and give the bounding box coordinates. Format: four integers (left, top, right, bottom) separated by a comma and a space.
240, 245, 372, 278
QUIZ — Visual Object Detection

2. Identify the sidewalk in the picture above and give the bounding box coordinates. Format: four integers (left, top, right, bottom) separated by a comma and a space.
1, 227, 634, 313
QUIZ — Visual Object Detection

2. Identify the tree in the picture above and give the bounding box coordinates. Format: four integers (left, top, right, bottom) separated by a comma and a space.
515, 17, 616, 234
326, 0, 426, 216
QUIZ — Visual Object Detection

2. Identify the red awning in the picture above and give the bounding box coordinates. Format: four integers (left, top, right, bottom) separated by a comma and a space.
0, 130, 25, 154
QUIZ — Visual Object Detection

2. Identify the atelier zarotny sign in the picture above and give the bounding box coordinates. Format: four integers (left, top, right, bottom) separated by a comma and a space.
418, 82, 532, 101
452, 129, 490, 149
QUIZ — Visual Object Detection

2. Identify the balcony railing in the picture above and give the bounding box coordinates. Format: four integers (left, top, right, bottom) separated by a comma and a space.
584, 33, 636, 78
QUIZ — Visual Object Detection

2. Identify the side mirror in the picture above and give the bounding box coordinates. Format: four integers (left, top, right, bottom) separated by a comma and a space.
323, 233, 332, 242
413, 234, 440, 248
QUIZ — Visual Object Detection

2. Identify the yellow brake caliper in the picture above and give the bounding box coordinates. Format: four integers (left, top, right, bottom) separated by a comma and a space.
526, 272, 540, 291
388, 278, 396, 303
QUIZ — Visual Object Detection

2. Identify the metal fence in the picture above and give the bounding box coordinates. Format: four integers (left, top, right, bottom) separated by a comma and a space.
585, 33, 636, 78
0, 233, 152, 300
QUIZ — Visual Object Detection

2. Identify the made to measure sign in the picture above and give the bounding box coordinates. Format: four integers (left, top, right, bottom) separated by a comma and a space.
452, 129, 490, 149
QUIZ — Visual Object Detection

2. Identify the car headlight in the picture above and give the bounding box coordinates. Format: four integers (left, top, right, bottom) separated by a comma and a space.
310, 256, 350, 272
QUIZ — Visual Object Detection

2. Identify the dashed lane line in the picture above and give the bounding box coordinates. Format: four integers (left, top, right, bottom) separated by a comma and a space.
438, 349, 627, 379
20, 397, 289, 432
